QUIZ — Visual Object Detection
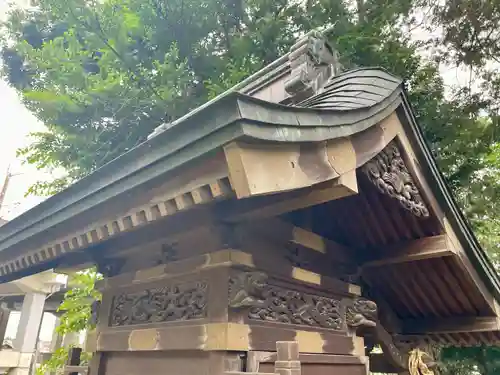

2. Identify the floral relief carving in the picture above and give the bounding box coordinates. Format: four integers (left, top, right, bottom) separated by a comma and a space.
109, 280, 208, 326
362, 142, 430, 217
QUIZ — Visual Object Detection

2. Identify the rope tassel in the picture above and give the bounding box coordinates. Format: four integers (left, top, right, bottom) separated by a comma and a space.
408, 349, 435, 375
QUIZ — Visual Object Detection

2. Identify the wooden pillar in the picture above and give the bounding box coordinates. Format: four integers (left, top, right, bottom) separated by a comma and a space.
66, 347, 82, 375
275, 342, 300, 375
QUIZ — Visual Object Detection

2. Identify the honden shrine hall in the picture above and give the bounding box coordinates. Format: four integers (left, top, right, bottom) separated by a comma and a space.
0, 30, 498, 375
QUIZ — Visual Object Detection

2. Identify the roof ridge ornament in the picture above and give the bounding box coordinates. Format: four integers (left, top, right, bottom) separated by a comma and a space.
284, 30, 341, 103
148, 28, 339, 139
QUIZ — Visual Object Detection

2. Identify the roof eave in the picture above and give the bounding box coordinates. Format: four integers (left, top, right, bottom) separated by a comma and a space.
0, 88, 401, 256
397, 92, 500, 303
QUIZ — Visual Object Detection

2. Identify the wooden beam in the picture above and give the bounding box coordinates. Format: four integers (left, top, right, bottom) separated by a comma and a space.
239, 218, 354, 264
373, 321, 409, 371
401, 316, 500, 335
361, 235, 455, 269
224, 139, 356, 199
219, 173, 357, 222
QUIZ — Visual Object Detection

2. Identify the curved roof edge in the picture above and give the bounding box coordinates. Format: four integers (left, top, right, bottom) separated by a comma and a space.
0, 68, 404, 253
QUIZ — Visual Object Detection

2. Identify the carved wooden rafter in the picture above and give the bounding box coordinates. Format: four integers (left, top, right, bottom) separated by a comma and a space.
361, 141, 430, 218
226, 271, 437, 371
222, 269, 437, 374
362, 285, 438, 374
374, 322, 410, 371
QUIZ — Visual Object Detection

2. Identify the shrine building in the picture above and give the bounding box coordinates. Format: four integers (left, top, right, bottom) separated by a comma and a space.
0, 30, 498, 375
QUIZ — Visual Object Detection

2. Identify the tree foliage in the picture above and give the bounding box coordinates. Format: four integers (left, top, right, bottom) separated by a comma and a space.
36, 270, 100, 375
440, 346, 500, 375
57, 269, 102, 334
0, 0, 499, 373
0, 0, 451, 195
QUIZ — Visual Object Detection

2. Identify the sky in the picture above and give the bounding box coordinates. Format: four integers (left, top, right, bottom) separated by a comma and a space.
0, 79, 50, 220
0, 0, 56, 344
0, 0, 50, 220
0, 83, 58, 342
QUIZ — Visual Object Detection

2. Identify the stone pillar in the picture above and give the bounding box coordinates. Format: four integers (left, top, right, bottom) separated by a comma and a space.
0, 307, 11, 346
50, 317, 63, 352
14, 293, 46, 352
11, 292, 46, 375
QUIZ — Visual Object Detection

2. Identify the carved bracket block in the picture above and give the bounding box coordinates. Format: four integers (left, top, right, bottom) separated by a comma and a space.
345, 297, 377, 330
361, 141, 430, 218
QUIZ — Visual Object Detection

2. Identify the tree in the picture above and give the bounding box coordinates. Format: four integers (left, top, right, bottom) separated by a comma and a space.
0, 0, 446, 194
1, 0, 499, 373
440, 346, 500, 375
432, 0, 500, 267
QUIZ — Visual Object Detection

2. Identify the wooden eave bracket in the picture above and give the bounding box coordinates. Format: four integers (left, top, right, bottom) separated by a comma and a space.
223, 138, 358, 200
233, 217, 358, 282
361, 235, 456, 269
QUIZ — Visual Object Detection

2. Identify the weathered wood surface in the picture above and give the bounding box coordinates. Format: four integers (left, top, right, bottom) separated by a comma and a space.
64, 366, 89, 375
63, 348, 88, 375
94, 260, 368, 354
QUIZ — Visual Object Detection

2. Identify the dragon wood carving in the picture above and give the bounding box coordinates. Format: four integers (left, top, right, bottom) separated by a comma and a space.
109, 280, 208, 326
228, 271, 343, 330
362, 141, 430, 218
345, 297, 378, 329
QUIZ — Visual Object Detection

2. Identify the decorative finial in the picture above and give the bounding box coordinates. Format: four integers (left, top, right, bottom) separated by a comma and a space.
284, 29, 341, 102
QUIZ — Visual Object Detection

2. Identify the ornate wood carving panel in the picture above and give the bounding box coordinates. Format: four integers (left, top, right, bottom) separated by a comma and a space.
361, 141, 429, 218
228, 271, 342, 329
228, 271, 377, 331
105, 267, 377, 335
109, 280, 208, 326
